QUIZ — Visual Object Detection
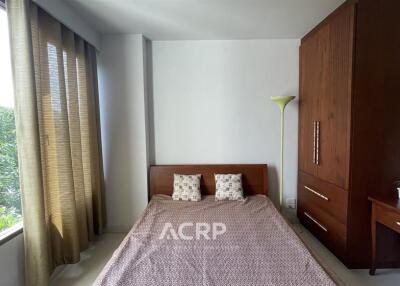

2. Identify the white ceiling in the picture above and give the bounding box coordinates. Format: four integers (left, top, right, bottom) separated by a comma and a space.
65, 0, 345, 40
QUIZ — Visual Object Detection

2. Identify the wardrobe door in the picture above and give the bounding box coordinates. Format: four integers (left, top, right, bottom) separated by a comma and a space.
315, 3, 355, 189
298, 31, 321, 177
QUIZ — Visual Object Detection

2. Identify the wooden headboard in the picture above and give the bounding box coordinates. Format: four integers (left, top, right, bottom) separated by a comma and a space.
149, 164, 268, 199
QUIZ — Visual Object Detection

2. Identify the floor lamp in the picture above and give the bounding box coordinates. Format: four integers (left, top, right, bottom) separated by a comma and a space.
271, 95, 295, 211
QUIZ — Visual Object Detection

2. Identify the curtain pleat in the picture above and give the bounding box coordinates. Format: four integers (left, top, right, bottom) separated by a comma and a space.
7, 0, 51, 285
86, 45, 105, 234
62, 28, 89, 253
75, 37, 95, 241
7, 0, 104, 285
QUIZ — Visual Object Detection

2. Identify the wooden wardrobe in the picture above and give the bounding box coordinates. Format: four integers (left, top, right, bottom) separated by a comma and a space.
297, 0, 400, 268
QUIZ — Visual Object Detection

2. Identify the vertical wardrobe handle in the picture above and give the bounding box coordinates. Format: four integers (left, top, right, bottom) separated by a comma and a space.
313, 121, 316, 164
316, 121, 320, 165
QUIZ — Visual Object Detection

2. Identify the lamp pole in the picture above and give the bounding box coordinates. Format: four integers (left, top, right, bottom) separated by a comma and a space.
271, 96, 295, 211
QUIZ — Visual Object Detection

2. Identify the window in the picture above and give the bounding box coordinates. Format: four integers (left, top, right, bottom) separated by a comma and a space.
0, 3, 22, 242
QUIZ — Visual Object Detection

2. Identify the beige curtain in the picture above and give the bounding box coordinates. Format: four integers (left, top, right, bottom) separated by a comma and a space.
7, 0, 104, 285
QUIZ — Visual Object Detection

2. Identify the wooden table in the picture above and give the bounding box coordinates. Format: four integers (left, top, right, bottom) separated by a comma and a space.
368, 195, 400, 275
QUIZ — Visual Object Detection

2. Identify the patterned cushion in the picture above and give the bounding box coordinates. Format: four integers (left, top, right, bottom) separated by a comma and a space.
215, 174, 244, 201
172, 174, 202, 201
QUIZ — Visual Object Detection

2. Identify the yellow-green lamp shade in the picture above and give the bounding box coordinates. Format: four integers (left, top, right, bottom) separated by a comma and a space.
271, 95, 295, 111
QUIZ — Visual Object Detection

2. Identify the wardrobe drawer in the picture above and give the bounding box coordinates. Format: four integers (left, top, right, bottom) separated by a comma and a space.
298, 199, 347, 260
298, 171, 348, 225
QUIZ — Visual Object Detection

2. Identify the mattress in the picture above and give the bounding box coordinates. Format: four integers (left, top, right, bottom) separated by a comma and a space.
93, 195, 336, 286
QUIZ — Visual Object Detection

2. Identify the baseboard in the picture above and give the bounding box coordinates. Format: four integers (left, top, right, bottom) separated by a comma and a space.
282, 208, 298, 224
346, 260, 400, 269
104, 225, 131, 233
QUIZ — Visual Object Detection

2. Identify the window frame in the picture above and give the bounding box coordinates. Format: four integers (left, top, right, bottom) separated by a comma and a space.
0, 0, 23, 246
0, 222, 22, 245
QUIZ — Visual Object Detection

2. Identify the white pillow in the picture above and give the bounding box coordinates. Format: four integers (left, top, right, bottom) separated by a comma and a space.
172, 174, 201, 201
215, 174, 244, 201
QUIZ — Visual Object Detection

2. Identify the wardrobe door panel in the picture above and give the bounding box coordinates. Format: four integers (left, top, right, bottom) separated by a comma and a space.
298, 33, 321, 176
316, 3, 355, 189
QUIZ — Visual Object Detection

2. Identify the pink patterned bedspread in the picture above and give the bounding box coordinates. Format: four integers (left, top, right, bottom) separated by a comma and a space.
93, 195, 336, 286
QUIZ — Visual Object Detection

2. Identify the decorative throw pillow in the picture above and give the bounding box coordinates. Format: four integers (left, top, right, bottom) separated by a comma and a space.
172, 174, 202, 201
215, 174, 244, 201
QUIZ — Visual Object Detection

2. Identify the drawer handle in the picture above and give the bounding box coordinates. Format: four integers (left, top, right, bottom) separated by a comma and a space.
304, 212, 328, 232
304, 186, 329, 201
396, 222, 400, 226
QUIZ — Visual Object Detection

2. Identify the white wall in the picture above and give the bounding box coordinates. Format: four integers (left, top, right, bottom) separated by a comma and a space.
150, 40, 300, 205
98, 34, 150, 232
98, 38, 300, 230
0, 234, 24, 286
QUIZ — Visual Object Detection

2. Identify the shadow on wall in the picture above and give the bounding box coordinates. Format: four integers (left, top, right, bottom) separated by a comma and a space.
99, 40, 139, 230
145, 39, 156, 166
145, 39, 156, 202
267, 165, 279, 206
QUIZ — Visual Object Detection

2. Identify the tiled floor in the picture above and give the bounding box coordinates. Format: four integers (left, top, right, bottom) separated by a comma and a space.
292, 223, 400, 286
50, 233, 125, 286
50, 224, 400, 286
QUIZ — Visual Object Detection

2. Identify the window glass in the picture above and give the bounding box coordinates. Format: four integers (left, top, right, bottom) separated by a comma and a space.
0, 7, 22, 235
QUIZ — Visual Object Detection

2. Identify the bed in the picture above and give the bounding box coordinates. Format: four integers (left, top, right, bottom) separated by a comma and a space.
93, 164, 336, 286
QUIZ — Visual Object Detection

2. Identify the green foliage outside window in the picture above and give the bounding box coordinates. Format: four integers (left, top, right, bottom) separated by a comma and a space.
0, 106, 21, 233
